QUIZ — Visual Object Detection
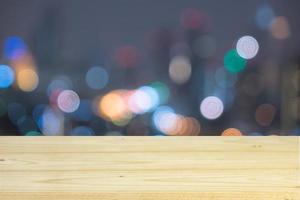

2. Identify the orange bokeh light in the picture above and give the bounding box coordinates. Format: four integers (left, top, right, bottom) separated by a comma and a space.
221, 128, 243, 136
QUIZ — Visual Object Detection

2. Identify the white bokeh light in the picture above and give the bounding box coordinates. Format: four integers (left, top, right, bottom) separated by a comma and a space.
41, 107, 64, 136
200, 96, 224, 120
129, 86, 159, 114
57, 90, 80, 113
236, 36, 259, 59
153, 106, 178, 134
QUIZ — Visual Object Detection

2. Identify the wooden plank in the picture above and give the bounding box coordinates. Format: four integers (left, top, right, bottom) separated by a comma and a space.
0, 137, 299, 200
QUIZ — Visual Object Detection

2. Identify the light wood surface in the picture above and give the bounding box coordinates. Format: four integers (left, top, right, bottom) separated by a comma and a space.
0, 137, 299, 200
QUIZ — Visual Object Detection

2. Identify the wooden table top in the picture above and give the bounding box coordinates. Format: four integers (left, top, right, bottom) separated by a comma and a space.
0, 137, 299, 200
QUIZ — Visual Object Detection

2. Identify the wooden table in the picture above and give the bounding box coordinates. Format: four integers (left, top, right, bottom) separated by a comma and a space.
0, 137, 299, 199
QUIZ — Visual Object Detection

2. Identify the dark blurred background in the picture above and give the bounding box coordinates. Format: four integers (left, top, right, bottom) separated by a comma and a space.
0, 0, 299, 136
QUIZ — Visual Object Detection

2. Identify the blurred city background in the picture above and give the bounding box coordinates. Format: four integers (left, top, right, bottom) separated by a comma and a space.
0, 0, 299, 136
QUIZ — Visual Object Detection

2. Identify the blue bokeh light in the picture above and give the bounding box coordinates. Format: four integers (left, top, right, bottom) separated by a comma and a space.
85, 66, 109, 90
71, 126, 94, 136
255, 4, 275, 30
0, 65, 15, 88
4, 36, 27, 60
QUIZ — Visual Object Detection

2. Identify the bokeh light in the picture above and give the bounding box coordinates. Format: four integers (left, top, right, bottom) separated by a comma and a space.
97, 90, 132, 125
153, 106, 177, 135
47, 76, 73, 97
181, 8, 206, 30
224, 49, 247, 73
7, 102, 26, 125
32, 104, 47, 126
255, 104, 276, 127
17, 68, 39, 92
57, 90, 80, 113
0, 2, 298, 136
17, 115, 38, 134
25, 131, 43, 136
153, 106, 201, 136
0, 65, 14, 88
129, 86, 159, 114
255, 4, 275, 30
41, 107, 64, 136
85, 66, 109, 90
200, 96, 224, 120
193, 35, 216, 58
236, 36, 259, 59
271, 16, 290, 40
169, 55, 192, 84
4, 36, 27, 60
221, 128, 243, 136
115, 46, 138, 68
150, 82, 170, 104
214, 67, 237, 88
71, 126, 94, 136
71, 100, 93, 121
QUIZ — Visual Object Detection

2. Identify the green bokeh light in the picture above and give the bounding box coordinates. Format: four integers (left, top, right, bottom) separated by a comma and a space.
150, 81, 170, 104
224, 49, 247, 73
25, 131, 43, 136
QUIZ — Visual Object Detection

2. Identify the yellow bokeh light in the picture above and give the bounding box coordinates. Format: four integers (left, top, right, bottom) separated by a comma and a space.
17, 68, 39, 92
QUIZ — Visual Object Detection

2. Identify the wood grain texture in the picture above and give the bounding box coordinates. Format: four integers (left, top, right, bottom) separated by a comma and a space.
0, 137, 299, 200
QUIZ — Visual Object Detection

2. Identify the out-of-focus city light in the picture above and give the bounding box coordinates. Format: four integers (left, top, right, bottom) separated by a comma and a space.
255, 104, 276, 126
57, 90, 80, 113
17, 115, 38, 134
97, 90, 132, 125
4, 36, 27, 60
236, 36, 259, 59
25, 131, 43, 136
153, 106, 201, 136
0, 3, 298, 136
153, 106, 178, 134
4, 36, 40, 93
17, 68, 39, 92
193, 35, 216, 58
214, 67, 237, 88
169, 55, 192, 84
255, 4, 275, 30
85, 66, 109, 90
0, 65, 14, 88
271, 16, 290, 40
40, 107, 64, 136
7, 102, 26, 125
129, 86, 159, 114
170, 42, 191, 58
200, 96, 224, 120
150, 81, 170, 104
71, 126, 94, 136
32, 104, 46, 126
224, 49, 247, 73
115, 46, 138, 68
47, 75, 73, 97
71, 100, 93, 121
221, 128, 243, 136
181, 8, 207, 30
